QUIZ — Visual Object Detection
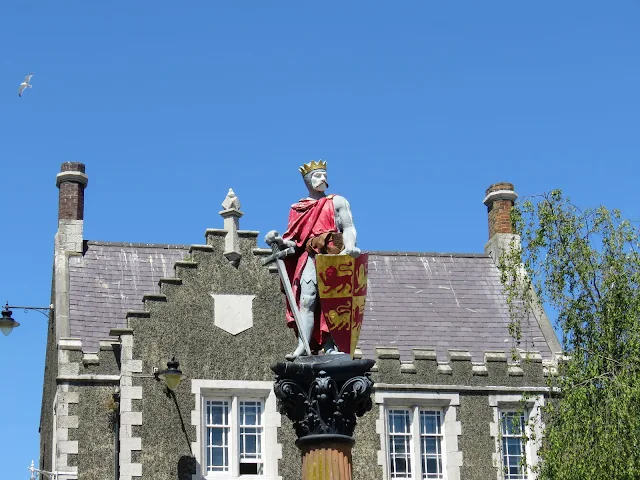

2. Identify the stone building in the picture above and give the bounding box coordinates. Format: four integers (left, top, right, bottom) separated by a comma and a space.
39, 162, 561, 480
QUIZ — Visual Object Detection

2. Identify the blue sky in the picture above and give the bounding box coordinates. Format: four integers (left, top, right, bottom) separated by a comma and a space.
1, 2, 639, 478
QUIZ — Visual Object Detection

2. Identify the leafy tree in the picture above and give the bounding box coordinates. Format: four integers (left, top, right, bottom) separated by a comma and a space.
499, 190, 640, 479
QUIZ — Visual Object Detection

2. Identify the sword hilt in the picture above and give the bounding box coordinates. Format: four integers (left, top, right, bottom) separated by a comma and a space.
262, 245, 295, 266
262, 230, 295, 266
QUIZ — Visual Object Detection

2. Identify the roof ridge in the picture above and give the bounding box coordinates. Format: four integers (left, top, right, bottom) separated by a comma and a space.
367, 251, 490, 258
85, 241, 489, 258
85, 240, 190, 249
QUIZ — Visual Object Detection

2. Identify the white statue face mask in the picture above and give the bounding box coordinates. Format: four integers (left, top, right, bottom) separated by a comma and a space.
309, 170, 328, 192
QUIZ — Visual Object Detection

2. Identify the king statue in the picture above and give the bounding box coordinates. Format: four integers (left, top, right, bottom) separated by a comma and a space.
264, 160, 368, 361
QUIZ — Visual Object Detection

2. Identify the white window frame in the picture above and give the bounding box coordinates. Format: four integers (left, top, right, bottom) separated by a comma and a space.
375, 391, 462, 480
489, 394, 544, 480
191, 380, 282, 480
498, 410, 527, 480
203, 397, 265, 476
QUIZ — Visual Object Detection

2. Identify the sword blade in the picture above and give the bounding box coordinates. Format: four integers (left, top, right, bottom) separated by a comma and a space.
273, 251, 312, 357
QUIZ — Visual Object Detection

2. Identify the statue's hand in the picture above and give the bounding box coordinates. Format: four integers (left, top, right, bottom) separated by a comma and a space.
265, 230, 296, 250
265, 230, 282, 246
344, 246, 361, 258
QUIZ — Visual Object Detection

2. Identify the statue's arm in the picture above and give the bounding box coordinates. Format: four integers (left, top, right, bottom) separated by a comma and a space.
333, 195, 361, 258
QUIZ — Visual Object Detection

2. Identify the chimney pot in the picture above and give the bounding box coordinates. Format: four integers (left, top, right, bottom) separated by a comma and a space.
483, 182, 517, 239
57, 162, 88, 221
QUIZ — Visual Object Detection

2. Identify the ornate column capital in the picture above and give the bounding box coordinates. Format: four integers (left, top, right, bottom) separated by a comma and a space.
271, 355, 375, 441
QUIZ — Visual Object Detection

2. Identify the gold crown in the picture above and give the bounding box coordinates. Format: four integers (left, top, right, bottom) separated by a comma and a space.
299, 160, 327, 176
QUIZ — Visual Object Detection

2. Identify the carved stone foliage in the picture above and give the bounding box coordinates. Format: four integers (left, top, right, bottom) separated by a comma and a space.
272, 357, 375, 439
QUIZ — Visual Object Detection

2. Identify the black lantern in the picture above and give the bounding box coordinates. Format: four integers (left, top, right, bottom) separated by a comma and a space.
155, 356, 187, 391
0, 303, 19, 336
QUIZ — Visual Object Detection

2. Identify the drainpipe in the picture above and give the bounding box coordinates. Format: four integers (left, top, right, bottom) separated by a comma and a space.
113, 388, 120, 480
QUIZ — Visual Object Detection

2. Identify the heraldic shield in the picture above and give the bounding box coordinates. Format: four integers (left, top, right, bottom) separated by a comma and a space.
316, 252, 369, 358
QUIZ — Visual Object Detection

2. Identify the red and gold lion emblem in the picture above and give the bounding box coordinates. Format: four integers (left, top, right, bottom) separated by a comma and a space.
316, 253, 368, 357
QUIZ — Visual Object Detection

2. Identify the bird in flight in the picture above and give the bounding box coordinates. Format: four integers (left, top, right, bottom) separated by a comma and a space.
18, 73, 34, 97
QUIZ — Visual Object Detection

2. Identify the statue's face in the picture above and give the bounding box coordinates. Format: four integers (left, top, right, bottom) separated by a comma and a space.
307, 169, 328, 192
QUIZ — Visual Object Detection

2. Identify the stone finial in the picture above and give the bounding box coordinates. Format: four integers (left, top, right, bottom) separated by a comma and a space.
221, 188, 241, 211
219, 188, 244, 267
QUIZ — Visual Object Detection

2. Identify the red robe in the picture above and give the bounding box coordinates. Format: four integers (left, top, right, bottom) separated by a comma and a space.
282, 194, 338, 349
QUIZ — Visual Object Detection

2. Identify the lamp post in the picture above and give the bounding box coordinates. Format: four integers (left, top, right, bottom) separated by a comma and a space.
0, 302, 53, 336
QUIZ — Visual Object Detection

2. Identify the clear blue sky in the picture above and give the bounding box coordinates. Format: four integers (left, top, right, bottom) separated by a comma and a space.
1, 2, 639, 478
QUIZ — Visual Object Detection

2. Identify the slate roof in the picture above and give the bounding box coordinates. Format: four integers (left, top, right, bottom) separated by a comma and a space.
361, 252, 552, 361
67, 242, 553, 361
68, 241, 189, 352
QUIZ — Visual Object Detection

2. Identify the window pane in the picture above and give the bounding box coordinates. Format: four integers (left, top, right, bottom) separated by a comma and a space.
211, 448, 225, 471
499, 410, 527, 480
423, 438, 438, 455
205, 400, 230, 473
208, 401, 228, 426
424, 457, 442, 478
210, 429, 224, 446
420, 411, 441, 435
240, 400, 264, 464
393, 437, 408, 454
506, 438, 522, 456
391, 458, 410, 477
419, 410, 443, 479
389, 410, 410, 434
241, 401, 261, 426
245, 435, 257, 455
387, 409, 412, 479
501, 411, 525, 436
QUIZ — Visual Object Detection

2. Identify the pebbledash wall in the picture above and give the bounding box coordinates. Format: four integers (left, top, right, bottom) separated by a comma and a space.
39, 162, 559, 480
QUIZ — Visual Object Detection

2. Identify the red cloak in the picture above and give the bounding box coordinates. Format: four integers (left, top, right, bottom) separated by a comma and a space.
282, 194, 338, 349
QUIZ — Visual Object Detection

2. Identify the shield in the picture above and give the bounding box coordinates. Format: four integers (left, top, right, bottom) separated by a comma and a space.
316, 252, 369, 358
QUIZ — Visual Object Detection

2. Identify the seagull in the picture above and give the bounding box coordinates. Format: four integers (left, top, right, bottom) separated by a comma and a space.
18, 73, 34, 97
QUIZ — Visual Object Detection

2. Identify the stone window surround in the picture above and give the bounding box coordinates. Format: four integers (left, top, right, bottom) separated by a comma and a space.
375, 390, 462, 480
191, 380, 282, 480
488, 394, 544, 480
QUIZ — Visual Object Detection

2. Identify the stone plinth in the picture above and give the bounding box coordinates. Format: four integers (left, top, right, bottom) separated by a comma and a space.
271, 354, 375, 480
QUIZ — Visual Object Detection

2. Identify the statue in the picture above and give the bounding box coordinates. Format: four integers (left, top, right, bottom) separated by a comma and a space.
264, 160, 368, 361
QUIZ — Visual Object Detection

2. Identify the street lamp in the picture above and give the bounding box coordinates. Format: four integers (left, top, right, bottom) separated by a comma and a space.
0, 302, 53, 336
154, 356, 187, 391
0, 304, 19, 336
28, 460, 75, 479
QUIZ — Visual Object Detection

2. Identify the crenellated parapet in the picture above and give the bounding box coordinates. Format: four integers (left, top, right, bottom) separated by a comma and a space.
359, 346, 556, 388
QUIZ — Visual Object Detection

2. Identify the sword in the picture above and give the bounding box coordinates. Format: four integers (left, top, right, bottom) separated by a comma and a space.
262, 231, 312, 357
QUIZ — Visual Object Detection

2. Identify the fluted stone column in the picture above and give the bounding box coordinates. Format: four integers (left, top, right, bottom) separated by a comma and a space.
272, 355, 375, 480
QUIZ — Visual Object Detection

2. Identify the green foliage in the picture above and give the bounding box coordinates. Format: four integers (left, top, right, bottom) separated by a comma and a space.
499, 190, 640, 479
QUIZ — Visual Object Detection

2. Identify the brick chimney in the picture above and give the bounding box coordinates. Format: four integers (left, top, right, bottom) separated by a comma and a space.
57, 162, 88, 222
483, 182, 518, 264
54, 162, 88, 339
